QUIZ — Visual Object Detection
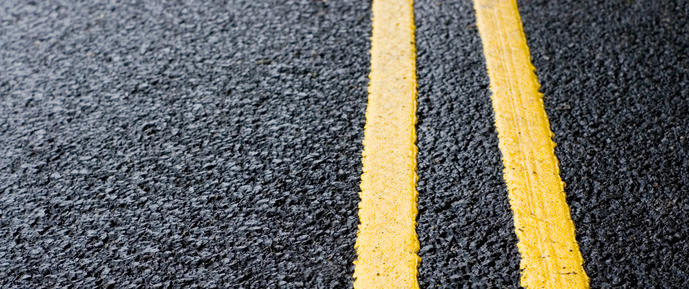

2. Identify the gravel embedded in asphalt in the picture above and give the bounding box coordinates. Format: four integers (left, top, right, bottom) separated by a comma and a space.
521, 1, 689, 287
0, 1, 369, 287
0, 0, 687, 288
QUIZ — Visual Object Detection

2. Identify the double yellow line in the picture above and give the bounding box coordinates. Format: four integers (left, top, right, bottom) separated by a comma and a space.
353, 0, 589, 288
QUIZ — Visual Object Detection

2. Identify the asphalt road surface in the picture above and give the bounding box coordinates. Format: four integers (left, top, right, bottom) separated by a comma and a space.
1, 0, 687, 288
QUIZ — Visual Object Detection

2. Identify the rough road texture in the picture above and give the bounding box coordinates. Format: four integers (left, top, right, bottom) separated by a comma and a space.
415, 0, 521, 288
0, 1, 369, 288
1, 0, 688, 288
521, 1, 689, 288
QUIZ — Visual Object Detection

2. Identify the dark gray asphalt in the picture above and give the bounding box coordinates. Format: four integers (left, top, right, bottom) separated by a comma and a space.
0, 0, 687, 288
521, 1, 689, 288
415, 0, 520, 288
0, 1, 368, 288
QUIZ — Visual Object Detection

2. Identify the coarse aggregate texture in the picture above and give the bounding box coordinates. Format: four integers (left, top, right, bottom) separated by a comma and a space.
520, 0, 689, 288
1, 0, 688, 288
414, 0, 521, 288
0, 0, 370, 288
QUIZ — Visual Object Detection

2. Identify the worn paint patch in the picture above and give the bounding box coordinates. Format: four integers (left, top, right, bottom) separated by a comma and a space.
352, 0, 420, 288
473, 0, 589, 288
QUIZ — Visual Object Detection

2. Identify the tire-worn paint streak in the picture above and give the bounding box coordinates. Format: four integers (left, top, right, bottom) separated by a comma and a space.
352, 0, 420, 288
473, 1, 589, 288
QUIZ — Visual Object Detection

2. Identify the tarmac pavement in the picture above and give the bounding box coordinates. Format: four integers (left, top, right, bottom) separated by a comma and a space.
0, 0, 687, 288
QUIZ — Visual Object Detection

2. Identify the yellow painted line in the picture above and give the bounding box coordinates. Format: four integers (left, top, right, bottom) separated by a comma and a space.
352, 0, 419, 288
473, 0, 589, 288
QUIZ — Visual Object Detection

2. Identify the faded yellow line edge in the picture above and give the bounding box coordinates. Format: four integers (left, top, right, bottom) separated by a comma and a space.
473, 0, 589, 288
352, 0, 420, 288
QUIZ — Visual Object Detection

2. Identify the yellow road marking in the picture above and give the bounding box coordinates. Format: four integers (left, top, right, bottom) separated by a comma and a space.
352, 0, 419, 288
473, 0, 589, 288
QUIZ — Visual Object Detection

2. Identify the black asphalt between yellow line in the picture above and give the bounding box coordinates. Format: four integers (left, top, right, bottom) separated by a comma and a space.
415, 0, 521, 287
